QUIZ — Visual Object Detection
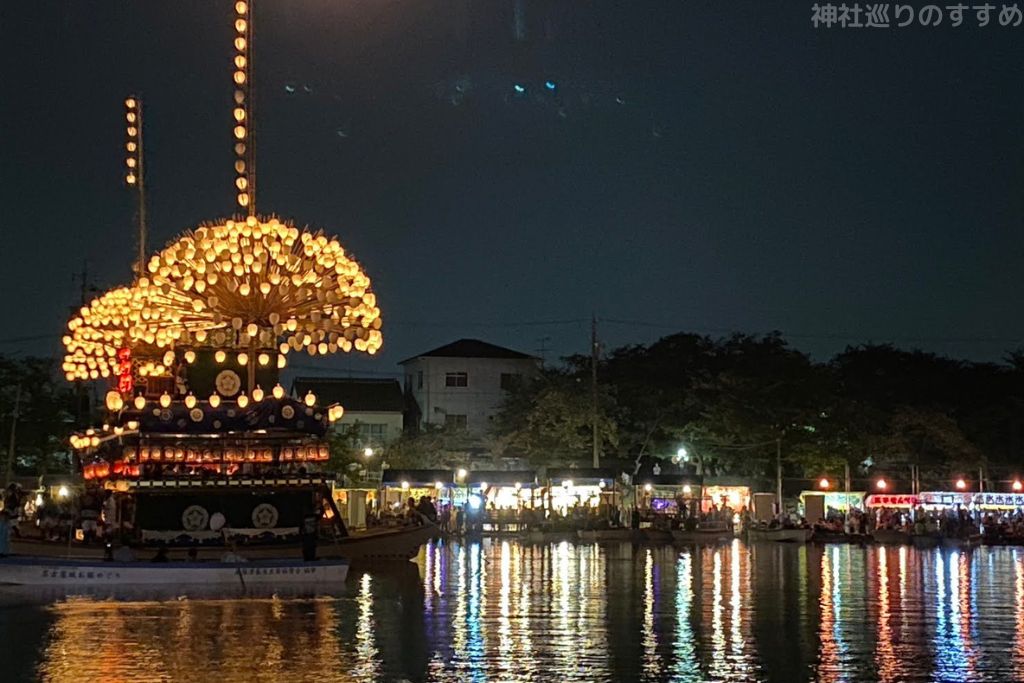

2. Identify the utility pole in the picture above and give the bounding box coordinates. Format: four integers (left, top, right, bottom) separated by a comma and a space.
591, 314, 600, 469
775, 438, 782, 514
4, 384, 21, 488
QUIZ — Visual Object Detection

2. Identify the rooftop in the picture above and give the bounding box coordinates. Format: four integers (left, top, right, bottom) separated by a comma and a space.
290, 377, 404, 413
399, 338, 537, 364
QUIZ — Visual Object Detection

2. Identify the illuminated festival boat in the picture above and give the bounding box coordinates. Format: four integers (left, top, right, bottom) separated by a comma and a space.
7, 2, 436, 572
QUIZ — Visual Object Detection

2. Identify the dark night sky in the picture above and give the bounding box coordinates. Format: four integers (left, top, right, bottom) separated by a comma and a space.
2, 1, 1023, 378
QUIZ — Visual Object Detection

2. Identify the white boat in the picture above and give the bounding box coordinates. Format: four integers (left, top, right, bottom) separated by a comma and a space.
746, 527, 812, 543
0, 556, 348, 587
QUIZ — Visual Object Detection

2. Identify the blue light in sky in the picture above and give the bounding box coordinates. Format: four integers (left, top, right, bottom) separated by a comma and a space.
544, 80, 557, 91
513, 84, 526, 94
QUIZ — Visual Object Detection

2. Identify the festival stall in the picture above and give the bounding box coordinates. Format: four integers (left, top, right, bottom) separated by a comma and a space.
380, 469, 452, 510
546, 468, 621, 514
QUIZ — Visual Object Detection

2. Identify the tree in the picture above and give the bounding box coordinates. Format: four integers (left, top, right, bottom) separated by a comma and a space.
0, 356, 76, 477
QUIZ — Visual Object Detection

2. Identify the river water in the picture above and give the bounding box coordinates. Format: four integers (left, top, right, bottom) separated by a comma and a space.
2, 539, 1023, 682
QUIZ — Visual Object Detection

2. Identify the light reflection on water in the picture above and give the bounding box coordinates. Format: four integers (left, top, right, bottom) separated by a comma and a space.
3, 541, 1024, 681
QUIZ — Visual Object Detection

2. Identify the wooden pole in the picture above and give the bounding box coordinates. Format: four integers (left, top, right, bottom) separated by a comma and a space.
4, 384, 21, 488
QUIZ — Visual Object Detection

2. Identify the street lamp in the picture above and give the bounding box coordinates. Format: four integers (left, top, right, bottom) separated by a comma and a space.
1014, 480, 1023, 492
363, 447, 374, 458
876, 478, 887, 491
456, 468, 467, 481
955, 478, 967, 490
818, 478, 830, 490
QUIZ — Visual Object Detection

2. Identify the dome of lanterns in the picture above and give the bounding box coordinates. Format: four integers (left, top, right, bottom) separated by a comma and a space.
61, 215, 383, 381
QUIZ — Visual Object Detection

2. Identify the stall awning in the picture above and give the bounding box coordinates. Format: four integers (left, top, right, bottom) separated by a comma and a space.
382, 469, 454, 486
466, 470, 537, 486
546, 467, 619, 485
638, 474, 703, 487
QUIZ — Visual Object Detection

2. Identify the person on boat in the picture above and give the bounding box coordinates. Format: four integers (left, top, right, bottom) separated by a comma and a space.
416, 496, 437, 523
405, 497, 418, 524
300, 512, 319, 561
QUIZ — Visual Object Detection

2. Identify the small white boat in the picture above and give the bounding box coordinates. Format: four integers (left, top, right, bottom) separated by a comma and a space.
746, 527, 812, 543
0, 556, 348, 587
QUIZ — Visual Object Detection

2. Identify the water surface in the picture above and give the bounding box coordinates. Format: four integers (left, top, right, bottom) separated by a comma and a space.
2, 540, 1022, 682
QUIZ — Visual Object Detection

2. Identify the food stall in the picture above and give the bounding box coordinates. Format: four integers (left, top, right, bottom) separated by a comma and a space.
545, 467, 621, 514
380, 469, 454, 511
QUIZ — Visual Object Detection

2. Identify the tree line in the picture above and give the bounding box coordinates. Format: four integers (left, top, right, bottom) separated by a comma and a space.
491, 332, 1023, 489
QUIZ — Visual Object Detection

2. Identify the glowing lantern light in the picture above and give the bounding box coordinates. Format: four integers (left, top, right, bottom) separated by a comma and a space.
258, 353, 270, 366
237, 394, 249, 408
159, 392, 172, 408
105, 391, 124, 412
252, 386, 264, 402
215, 350, 227, 363
272, 384, 285, 400
133, 395, 146, 410
184, 350, 197, 363
277, 355, 287, 369
237, 352, 249, 366
209, 393, 221, 408
184, 393, 197, 409
304, 391, 316, 407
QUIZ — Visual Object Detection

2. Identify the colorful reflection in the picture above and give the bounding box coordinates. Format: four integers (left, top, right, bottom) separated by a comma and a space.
8, 542, 1024, 682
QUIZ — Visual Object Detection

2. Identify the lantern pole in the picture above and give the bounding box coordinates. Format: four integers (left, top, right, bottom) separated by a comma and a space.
125, 96, 147, 278
232, 0, 256, 217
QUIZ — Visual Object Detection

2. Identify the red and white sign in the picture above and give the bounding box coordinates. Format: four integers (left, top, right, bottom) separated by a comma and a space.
865, 494, 918, 508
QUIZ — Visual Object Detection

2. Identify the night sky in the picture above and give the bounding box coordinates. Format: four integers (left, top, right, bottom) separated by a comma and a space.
2, 1, 1023, 378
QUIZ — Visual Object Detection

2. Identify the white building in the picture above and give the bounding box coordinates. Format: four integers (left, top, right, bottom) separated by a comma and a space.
400, 339, 540, 436
290, 377, 404, 447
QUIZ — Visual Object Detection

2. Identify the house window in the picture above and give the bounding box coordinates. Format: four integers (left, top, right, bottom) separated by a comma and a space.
357, 423, 387, 442
417, 371, 423, 389
445, 372, 468, 388
445, 414, 468, 429
500, 373, 521, 390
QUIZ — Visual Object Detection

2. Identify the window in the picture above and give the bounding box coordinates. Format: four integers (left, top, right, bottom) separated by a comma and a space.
357, 423, 387, 442
445, 372, 468, 387
417, 371, 423, 389
445, 414, 468, 429
500, 372, 521, 390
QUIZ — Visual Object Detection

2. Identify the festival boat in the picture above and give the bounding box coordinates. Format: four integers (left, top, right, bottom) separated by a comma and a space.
745, 527, 812, 543
0, 556, 348, 587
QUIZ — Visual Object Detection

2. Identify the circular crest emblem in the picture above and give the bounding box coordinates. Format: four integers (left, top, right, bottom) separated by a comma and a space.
281, 405, 295, 420
181, 505, 210, 532
215, 369, 242, 397
251, 503, 279, 529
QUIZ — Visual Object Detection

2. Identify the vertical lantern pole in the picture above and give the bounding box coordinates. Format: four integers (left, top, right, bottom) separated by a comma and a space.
125, 96, 147, 278
232, 0, 255, 216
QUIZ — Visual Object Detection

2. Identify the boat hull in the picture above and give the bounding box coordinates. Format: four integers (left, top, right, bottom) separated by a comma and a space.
911, 534, 941, 549
11, 523, 437, 565
872, 529, 911, 545
942, 534, 981, 549
746, 528, 812, 543
576, 529, 639, 542
0, 556, 348, 587
671, 529, 734, 544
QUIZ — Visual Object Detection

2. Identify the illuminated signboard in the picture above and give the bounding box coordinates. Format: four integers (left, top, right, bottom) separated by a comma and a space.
973, 493, 1024, 509
918, 491, 973, 507
865, 494, 918, 508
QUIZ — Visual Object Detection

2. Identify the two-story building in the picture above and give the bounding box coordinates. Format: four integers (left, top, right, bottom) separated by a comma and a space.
290, 377, 404, 448
400, 339, 540, 436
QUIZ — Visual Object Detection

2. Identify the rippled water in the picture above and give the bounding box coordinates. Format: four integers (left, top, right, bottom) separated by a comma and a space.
2, 540, 1024, 682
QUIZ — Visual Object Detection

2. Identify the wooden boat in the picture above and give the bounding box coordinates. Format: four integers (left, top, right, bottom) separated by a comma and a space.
872, 529, 912, 545
672, 523, 734, 544
576, 528, 639, 542
0, 556, 348, 587
746, 527, 812, 543
811, 530, 872, 544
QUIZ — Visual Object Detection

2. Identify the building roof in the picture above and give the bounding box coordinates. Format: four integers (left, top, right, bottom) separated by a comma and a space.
399, 338, 536, 364
290, 377, 404, 413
